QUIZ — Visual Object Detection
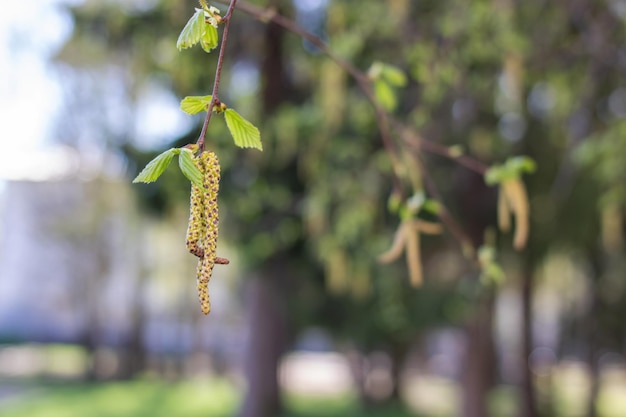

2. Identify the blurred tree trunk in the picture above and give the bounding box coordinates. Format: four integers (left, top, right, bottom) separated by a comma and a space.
239, 259, 289, 417
239, 8, 291, 417
520, 259, 538, 417
121, 261, 148, 378
584, 249, 603, 417
458, 171, 497, 417
461, 295, 495, 417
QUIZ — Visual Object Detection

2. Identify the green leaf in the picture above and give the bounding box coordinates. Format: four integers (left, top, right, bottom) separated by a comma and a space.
201, 23, 219, 53
180, 95, 213, 114
506, 156, 537, 174
367, 62, 384, 79
421, 199, 442, 215
368, 61, 407, 87
179, 149, 204, 188
380, 64, 407, 87
374, 79, 397, 112
132, 148, 176, 184
484, 166, 504, 185
176, 9, 205, 51
224, 108, 263, 150
484, 156, 537, 185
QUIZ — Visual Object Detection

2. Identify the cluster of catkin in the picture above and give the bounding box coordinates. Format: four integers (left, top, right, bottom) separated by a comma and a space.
186, 151, 222, 315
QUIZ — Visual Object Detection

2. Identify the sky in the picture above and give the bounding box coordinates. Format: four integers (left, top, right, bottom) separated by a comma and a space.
0, 0, 79, 181
0, 0, 189, 183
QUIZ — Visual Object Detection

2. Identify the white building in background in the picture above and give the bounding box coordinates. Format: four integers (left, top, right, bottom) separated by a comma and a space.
0, 146, 244, 360
0, 167, 139, 343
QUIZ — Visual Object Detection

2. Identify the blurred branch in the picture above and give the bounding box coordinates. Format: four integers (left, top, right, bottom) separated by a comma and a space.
198, 0, 239, 151
217, 0, 488, 255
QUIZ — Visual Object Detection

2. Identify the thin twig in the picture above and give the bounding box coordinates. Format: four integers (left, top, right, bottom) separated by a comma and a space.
415, 155, 474, 253
197, 0, 239, 151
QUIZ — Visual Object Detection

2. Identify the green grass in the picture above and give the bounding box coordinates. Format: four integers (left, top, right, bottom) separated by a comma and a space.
0, 378, 238, 417
0, 379, 418, 417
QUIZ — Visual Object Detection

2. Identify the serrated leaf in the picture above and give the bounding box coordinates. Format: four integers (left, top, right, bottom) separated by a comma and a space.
374, 79, 397, 112
179, 149, 204, 188
201, 23, 219, 53
224, 108, 263, 150
132, 148, 176, 184
180, 95, 213, 114
176, 9, 205, 51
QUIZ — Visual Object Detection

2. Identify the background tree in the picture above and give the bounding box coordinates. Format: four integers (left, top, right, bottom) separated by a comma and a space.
55, 1, 626, 417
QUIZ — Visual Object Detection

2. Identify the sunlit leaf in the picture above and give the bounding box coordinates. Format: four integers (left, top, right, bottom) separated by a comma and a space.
201, 23, 219, 53
180, 95, 213, 114
176, 9, 205, 51
132, 148, 177, 184
179, 149, 204, 188
224, 108, 263, 150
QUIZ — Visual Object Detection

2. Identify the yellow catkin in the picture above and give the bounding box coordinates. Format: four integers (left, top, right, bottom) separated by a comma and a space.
503, 179, 529, 250
197, 151, 220, 314
378, 222, 408, 264
497, 187, 511, 233
197, 256, 213, 315
405, 222, 423, 287
185, 156, 206, 258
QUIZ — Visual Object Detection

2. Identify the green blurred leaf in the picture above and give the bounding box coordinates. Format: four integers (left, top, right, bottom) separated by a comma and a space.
201, 24, 219, 53
387, 191, 402, 214
224, 108, 263, 150
374, 79, 397, 112
180, 95, 213, 114
485, 156, 536, 185
421, 199, 442, 215
380, 64, 407, 87
178, 149, 204, 188
368, 61, 407, 87
506, 156, 537, 174
176, 9, 205, 51
484, 166, 503, 185
132, 148, 176, 184
478, 245, 506, 286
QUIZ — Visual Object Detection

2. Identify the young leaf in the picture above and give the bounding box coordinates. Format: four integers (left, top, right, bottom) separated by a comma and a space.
179, 149, 204, 188
176, 9, 205, 51
224, 109, 263, 150
133, 148, 176, 184
374, 79, 397, 112
181, 95, 213, 114
506, 156, 537, 174
368, 62, 407, 87
201, 23, 219, 53
380, 64, 407, 87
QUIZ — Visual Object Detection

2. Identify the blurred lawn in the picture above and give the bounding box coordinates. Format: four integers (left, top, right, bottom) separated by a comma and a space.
0, 378, 417, 417
2, 371, 625, 417
0, 379, 237, 417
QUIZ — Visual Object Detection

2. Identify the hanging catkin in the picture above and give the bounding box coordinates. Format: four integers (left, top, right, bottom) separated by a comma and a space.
186, 156, 206, 258
185, 151, 221, 315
